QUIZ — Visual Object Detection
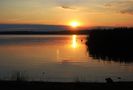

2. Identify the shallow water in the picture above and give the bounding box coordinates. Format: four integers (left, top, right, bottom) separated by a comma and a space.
0, 35, 133, 82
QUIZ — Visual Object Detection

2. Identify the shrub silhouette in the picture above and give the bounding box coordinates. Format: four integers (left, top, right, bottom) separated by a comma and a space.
86, 28, 133, 63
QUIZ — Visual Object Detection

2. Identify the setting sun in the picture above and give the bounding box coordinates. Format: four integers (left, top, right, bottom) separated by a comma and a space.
70, 21, 80, 28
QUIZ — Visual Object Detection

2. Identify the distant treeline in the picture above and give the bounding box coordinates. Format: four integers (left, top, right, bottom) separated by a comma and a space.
0, 27, 132, 35
0, 30, 87, 35
86, 27, 133, 63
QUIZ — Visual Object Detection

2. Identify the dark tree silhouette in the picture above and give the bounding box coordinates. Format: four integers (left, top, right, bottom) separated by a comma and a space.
86, 27, 133, 63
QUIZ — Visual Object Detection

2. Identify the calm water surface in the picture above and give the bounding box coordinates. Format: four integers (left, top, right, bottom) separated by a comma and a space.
0, 35, 133, 82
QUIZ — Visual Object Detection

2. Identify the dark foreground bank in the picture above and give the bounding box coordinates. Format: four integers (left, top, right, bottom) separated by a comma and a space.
86, 29, 133, 63
0, 81, 133, 90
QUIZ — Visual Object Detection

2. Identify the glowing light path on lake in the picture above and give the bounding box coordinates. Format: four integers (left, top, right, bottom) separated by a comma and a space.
72, 35, 77, 48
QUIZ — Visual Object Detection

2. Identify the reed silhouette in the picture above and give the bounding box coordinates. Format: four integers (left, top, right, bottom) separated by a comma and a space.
86, 28, 133, 63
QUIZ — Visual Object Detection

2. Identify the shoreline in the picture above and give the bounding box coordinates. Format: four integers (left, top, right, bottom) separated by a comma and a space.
0, 80, 133, 90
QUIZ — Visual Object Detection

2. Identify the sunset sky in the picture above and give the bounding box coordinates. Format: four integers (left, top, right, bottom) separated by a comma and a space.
0, 0, 133, 27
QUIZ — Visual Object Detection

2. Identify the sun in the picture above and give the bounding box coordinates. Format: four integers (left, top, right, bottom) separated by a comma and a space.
70, 21, 80, 28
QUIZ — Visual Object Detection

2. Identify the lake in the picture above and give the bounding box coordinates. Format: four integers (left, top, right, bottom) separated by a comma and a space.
0, 35, 133, 82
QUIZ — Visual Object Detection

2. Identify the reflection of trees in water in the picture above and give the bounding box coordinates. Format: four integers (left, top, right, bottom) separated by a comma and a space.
86, 29, 133, 63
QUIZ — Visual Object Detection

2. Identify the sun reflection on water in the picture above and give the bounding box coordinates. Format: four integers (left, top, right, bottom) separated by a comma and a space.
72, 35, 77, 48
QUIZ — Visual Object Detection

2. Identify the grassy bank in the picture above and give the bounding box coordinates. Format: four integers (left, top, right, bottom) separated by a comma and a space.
0, 81, 133, 90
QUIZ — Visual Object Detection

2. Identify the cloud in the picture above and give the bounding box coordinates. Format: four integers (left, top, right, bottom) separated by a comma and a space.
55, 0, 85, 5
120, 7, 133, 15
105, 0, 133, 15
54, 0, 86, 11
58, 5, 76, 10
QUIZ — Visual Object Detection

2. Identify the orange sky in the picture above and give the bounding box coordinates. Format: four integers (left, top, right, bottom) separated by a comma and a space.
0, 0, 133, 27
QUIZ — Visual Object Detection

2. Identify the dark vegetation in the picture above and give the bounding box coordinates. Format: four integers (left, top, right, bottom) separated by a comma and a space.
0, 29, 90, 35
0, 71, 133, 90
0, 30, 80, 35
86, 27, 133, 63
0, 81, 133, 90
0, 27, 133, 35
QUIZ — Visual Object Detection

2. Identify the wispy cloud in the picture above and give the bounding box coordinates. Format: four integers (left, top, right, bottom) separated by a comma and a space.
120, 7, 133, 15
105, 0, 133, 15
58, 5, 76, 10
54, 0, 84, 11
55, 0, 85, 5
